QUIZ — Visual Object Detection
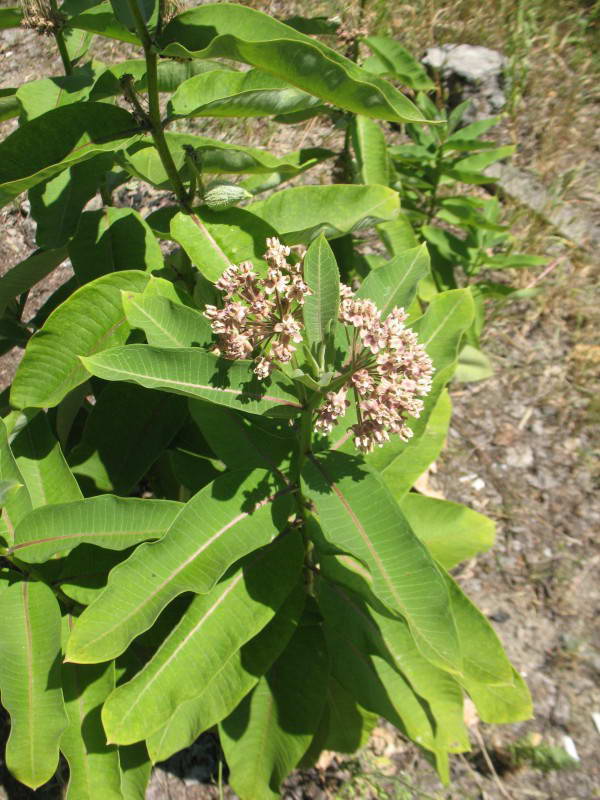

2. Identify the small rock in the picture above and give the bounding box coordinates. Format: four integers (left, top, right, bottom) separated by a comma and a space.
505, 444, 534, 468
551, 692, 572, 727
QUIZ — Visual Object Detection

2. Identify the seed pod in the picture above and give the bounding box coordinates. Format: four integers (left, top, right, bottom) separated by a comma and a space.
203, 183, 252, 211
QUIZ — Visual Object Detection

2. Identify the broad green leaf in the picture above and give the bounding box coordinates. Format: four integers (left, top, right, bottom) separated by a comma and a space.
10, 410, 82, 507
16, 62, 108, 121
220, 622, 329, 800
68, 383, 187, 495
81, 345, 302, 417
29, 154, 114, 249
147, 583, 305, 762
0, 103, 138, 207
377, 215, 419, 255
462, 667, 532, 724
12, 495, 182, 562
66, 470, 292, 663
240, 147, 333, 196
0, 88, 19, 122
189, 400, 294, 475
69, 207, 163, 284
159, 5, 428, 124
368, 389, 452, 501
109, 0, 158, 34
303, 451, 461, 673
319, 678, 378, 755
64, 26, 94, 66
61, 619, 122, 800
119, 743, 152, 800
362, 36, 434, 90
67, 1, 142, 44
58, 545, 134, 606
103, 533, 303, 744
442, 146, 515, 184
0, 7, 21, 27
0, 246, 68, 318
0, 419, 32, 537
10, 270, 150, 409
400, 494, 495, 569
302, 234, 340, 349
168, 68, 321, 118
454, 344, 494, 382
0, 581, 67, 789
247, 184, 400, 245
123, 292, 212, 349
443, 116, 500, 145
351, 115, 390, 186
357, 244, 429, 316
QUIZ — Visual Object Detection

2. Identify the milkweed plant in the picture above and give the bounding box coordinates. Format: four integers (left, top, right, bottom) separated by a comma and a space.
0, 0, 532, 797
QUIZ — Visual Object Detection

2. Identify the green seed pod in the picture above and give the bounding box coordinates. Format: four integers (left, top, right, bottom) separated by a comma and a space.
203, 183, 252, 211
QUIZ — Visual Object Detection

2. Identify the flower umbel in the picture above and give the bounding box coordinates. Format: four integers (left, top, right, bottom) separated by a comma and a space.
204, 238, 311, 379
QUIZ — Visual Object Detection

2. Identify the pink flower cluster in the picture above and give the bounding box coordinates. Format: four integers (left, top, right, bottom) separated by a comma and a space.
315, 285, 434, 454
204, 238, 311, 379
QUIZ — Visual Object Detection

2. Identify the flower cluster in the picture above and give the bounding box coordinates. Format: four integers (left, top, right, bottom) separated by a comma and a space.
315, 285, 434, 454
204, 238, 311, 379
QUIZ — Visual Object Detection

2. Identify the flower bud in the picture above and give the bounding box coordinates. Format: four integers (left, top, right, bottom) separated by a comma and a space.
203, 182, 252, 211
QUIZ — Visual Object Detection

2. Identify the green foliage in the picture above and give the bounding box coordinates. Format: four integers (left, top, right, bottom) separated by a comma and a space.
0, 6, 532, 799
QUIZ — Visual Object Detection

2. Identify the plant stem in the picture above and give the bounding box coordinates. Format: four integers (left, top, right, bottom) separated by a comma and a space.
49, 0, 72, 75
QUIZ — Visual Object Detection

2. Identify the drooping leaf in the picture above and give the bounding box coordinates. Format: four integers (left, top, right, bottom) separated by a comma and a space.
351, 115, 390, 186
58, 546, 135, 607
103, 533, 303, 744
0, 246, 68, 318
400, 494, 495, 568
356, 244, 429, 317
12, 495, 182, 562
10, 270, 150, 409
302, 234, 340, 350
146, 583, 305, 762
60, 618, 122, 800
303, 451, 461, 673
159, 4, 427, 123
81, 344, 302, 417
69, 207, 163, 284
0, 103, 138, 207
247, 184, 400, 245
220, 622, 329, 800
65, 470, 292, 663
0, 580, 67, 789
109, 0, 158, 34
362, 36, 434, 90
67, 1, 142, 44
168, 68, 322, 119
123, 292, 212, 349
454, 343, 494, 382
462, 667, 532, 724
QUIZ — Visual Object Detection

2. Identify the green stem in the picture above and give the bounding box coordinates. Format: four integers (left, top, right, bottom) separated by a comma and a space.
49, 0, 72, 75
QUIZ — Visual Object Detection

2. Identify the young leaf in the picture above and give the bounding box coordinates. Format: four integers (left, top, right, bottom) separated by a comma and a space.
220, 622, 329, 800
102, 533, 303, 744
81, 345, 302, 417
12, 495, 182, 562
123, 293, 213, 349
351, 115, 390, 186
168, 68, 321, 119
0, 246, 68, 319
303, 451, 461, 673
0, 103, 138, 207
10, 270, 151, 409
356, 244, 430, 316
65, 470, 292, 663
69, 208, 163, 284
0, 580, 68, 789
302, 234, 340, 349
247, 184, 400, 245
159, 5, 428, 124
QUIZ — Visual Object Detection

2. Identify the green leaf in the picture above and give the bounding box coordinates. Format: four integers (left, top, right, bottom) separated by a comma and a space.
368, 389, 452, 501
377, 215, 419, 255
462, 667, 532, 724
68, 383, 187, 495
442, 146, 515, 184
482, 253, 547, 269
65, 470, 292, 663
0, 7, 22, 27
351, 115, 390, 186
247, 184, 400, 245
123, 292, 212, 349
12, 495, 182, 562
10, 410, 82, 507
443, 116, 500, 147
64, 26, 94, 66
81, 345, 302, 417
0, 419, 32, 534
67, 1, 142, 44
0, 88, 19, 122
357, 244, 429, 316
303, 451, 461, 673
168, 68, 321, 118
302, 234, 340, 349
103, 533, 303, 744
69, 207, 163, 284
109, 0, 158, 34
10, 270, 151, 409
240, 148, 333, 196
400, 494, 495, 568
61, 619, 122, 800
220, 622, 329, 800
0, 103, 138, 207
316, 678, 378, 756
146, 583, 305, 762
159, 5, 428, 124
454, 344, 494, 382
362, 36, 434, 90
0, 246, 68, 318
29, 154, 114, 249
0, 580, 67, 789
119, 743, 152, 800
16, 62, 108, 121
